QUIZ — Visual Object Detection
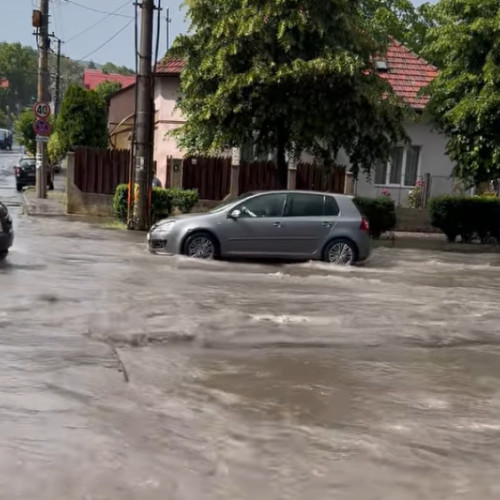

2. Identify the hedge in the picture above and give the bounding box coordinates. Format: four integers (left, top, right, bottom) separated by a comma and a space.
429, 195, 500, 243
354, 196, 396, 239
112, 184, 199, 223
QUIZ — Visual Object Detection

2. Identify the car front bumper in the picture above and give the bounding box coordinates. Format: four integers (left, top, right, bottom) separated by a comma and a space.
147, 227, 182, 255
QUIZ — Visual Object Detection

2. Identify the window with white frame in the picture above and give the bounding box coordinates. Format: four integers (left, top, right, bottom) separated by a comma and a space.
374, 146, 421, 187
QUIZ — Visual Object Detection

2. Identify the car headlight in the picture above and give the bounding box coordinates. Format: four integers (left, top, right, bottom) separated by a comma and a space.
152, 220, 176, 232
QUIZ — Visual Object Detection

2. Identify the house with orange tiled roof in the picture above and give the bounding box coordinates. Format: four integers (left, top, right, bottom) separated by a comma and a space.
108, 42, 453, 201
348, 39, 455, 205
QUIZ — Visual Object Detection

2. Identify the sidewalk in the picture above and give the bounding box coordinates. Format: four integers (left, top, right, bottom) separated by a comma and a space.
376, 231, 500, 253
22, 171, 66, 217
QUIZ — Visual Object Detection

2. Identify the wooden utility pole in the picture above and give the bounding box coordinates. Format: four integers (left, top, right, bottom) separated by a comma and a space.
132, 0, 155, 230
54, 38, 62, 117
35, 0, 50, 199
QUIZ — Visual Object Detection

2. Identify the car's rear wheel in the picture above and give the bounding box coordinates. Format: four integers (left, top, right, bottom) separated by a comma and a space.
323, 238, 357, 266
183, 232, 217, 259
0, 251, 8, 261
16, 184, 23, 192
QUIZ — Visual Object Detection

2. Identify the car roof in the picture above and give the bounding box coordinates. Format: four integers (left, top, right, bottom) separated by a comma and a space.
249, 190, 352, 200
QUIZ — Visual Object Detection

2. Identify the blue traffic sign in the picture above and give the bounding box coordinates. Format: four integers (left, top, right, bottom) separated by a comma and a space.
33, 119, 51, 137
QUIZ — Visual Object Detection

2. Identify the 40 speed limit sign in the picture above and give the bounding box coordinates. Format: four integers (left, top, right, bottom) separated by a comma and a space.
33, 101, 51, 119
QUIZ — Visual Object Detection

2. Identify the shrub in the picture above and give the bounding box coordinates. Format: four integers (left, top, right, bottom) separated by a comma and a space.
113, 184, 128, 222
112, 184, 199, 223
429, 195, 500, 243
354, 196, 396, 239
165, 187, 198, 213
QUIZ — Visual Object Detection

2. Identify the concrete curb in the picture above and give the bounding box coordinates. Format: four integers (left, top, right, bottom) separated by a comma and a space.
22, 191, 67, 217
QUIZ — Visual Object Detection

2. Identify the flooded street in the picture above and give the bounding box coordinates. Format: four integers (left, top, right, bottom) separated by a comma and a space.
2, 152, 500, 499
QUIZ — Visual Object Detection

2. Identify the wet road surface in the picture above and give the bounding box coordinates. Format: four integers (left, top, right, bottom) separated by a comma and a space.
2, 152, 500, 499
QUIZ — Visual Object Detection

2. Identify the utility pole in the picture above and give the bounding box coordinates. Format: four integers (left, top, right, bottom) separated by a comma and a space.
166, 8, 171, 52
35, 0, 50, 199
132, 0, 155, 230
54, 38, 62, 117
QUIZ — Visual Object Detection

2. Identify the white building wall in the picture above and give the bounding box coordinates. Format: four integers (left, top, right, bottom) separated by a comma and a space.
353, 122, 455, 205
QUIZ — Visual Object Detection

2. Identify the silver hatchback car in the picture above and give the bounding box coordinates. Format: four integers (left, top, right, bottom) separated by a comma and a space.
147, 190, 371, 265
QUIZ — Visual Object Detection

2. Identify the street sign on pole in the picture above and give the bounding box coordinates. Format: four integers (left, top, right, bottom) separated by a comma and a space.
36, 135, 49, 143
33, 101, 51, 119
33, 119, 51, 137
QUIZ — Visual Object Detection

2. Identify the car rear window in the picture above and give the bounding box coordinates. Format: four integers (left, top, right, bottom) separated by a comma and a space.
286, 193, 340, 217
20, 160, 35, 167
325, 196, 340, 216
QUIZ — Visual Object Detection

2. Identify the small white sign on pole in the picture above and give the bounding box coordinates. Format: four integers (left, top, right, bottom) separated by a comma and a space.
231, 147, 241, 166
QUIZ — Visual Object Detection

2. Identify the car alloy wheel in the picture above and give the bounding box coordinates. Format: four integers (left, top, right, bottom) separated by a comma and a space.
326, 240, 355, 265
186, 234, 215, 259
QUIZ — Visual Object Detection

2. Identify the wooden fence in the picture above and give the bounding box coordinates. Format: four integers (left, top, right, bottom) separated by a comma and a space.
239, 161, 280, 193
74, 148, 130, 195
182, 157, 231, 200
296, 163, 346, 193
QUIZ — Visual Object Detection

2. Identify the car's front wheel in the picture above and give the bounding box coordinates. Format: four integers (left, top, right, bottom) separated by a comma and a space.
323, 238, 357, 266
183, 232, 217, 259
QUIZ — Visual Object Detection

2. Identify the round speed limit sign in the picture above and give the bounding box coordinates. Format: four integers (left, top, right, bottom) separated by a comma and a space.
33, 101, 51, 119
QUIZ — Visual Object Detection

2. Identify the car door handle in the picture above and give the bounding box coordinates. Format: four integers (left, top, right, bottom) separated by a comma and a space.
273, 222, 282, 228
322, 222, 332, 228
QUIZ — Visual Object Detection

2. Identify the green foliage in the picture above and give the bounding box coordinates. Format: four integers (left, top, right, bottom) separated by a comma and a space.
101, 62, 134, 76
0, 108, 10, 128
95, 81, 123, 101
429, 195, 500, 244
14, 109, 36, 155
171, 0, 408, 188
0, 43, 38, 112
424, 0, 500, 187
113, 185, 199, 223
362, 0, 435, 55
354, 196, 397, 238
56, 84, 108, 154
166, 187, 199, 213
47, 131, 66, 165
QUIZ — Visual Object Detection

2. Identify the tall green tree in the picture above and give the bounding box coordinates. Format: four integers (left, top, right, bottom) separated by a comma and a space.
0, 43, 38, 113
95, 80, 122, 101
13, 109, 37, 155
172, 0, 407, 187
361, 0, 435, 56
425, 0, 500, 187
56, 84, 108, 153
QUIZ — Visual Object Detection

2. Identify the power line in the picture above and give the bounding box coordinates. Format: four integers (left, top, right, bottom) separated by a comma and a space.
77, 19, 134, 62
63, 0, 133, 19
66, 0, 131, 43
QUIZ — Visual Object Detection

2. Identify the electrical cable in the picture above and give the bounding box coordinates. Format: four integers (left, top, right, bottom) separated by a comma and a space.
66, 0, 131, 44
76, 19, 133, 63
63, 0, 133, 19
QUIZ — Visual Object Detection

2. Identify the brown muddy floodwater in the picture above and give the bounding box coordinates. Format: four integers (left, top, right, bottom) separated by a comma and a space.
2, 153, 500, 499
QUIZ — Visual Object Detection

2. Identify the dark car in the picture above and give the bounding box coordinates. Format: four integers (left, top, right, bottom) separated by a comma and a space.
14, 157, 54, 192
0, 202, 13, 260
0, 129, 13, 150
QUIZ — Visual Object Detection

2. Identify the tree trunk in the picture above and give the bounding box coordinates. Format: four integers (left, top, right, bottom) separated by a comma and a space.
276, 129, 288, 189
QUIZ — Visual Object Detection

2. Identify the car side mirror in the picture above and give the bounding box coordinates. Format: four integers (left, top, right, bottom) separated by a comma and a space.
228, 209, 241, 220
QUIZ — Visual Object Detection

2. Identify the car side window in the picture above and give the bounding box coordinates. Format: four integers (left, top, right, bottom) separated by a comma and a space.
286, 194, 325, 217
324, 196, 340, 216
238, 194, 286, 218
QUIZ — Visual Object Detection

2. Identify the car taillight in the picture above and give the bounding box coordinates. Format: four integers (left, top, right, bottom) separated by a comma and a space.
360, 218, 369, 232
13, 166, 19, 175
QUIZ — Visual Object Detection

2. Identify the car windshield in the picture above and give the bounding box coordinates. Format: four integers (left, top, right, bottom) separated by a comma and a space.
209, 192, 255, 213
20, 159, 35, 168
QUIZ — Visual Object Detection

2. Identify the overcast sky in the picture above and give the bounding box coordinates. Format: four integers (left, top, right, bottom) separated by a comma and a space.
1, 0, 435, 69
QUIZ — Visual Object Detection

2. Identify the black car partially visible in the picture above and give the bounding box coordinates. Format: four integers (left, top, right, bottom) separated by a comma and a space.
0, 202, 13, 260
14, 157, 54, 192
